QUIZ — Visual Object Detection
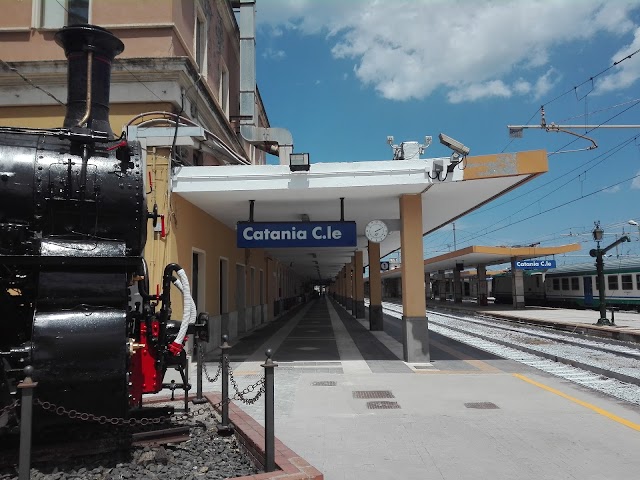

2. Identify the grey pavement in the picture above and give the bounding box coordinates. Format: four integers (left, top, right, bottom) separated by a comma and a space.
176, 297, 640, 480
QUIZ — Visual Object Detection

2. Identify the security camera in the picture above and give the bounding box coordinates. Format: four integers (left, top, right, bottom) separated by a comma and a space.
439, 133, 470, 156
387, 135, 394, 145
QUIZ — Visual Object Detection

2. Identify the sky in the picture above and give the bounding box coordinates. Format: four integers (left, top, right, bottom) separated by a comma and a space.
253, 0, 640, 266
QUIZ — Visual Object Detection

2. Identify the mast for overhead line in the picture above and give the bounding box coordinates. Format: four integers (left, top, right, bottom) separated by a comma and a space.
507, 107, 640, 154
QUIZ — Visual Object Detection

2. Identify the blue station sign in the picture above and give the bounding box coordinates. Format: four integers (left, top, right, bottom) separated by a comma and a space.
237, 221, 357, 248
515, 259, 556, 269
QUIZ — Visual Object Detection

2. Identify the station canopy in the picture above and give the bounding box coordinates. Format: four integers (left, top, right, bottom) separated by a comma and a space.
173, 150, 549, 281
377, 244, 582, 280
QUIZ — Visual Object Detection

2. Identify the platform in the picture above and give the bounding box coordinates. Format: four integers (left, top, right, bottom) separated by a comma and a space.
185, 297, 640, 480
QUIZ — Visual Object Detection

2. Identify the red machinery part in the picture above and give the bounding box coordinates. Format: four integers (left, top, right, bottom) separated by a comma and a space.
128, 319, 164, 406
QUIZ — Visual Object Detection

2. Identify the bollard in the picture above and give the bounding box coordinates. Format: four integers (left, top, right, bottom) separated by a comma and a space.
193, 313, 209, 405
18, 365, 37, 480
192, 336, 207, 404
262, 349, 278, 472
217, 335, 233, 436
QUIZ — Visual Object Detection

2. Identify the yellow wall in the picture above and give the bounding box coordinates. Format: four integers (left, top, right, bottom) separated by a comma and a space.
0, 103, 173, 131
145, 150, 273, 318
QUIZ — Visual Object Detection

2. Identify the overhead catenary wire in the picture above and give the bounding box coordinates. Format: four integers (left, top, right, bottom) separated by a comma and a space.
501, 45, 640, 153
0, 59, 66, 106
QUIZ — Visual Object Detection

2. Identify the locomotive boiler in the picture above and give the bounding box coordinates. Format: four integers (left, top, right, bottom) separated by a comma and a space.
0, 25, 193, 429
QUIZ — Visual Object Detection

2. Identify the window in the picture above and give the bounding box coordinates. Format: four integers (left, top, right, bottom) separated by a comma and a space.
40, 0, 89, 28
192, 250, 205, 312
621, 274, 633, 290
571, 277, 579, 291
607, 275, 619, 291
219, 62, 229, 118
636, 274, 640, 290
552, 278, 560, 290
195, 10, 207, 72
561, 278, 569, 291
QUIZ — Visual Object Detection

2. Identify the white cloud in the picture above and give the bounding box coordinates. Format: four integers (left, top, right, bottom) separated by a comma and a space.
632, 170, 640, 189
257, 0, 640, 102
603, 185, 621, 193
448, 80, 512, 103
262, 47, 286, 60
597, 26, 640, 93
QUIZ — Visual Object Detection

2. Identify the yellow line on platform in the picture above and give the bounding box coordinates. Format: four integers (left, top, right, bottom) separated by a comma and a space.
513, 373, 640, 432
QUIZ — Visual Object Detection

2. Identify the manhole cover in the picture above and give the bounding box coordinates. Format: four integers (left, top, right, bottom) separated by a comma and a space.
353, 390, 394, 399
367, 401, 400, 410
464, 402, 499, 409
312, 381, 337, 386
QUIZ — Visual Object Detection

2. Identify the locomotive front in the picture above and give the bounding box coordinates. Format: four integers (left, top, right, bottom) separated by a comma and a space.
0, 25, 188, 429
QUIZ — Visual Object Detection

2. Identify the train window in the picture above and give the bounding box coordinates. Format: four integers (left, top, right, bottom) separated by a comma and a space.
621, 275, 633, 290
561, 278, 569, 290
637, 274, 640, 290
607, 275, 619, 291
571, 277, 579, 290
553, 278, 560, 290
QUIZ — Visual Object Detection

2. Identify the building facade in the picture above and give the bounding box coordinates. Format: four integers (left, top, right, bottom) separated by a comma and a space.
0, 0, 305, 352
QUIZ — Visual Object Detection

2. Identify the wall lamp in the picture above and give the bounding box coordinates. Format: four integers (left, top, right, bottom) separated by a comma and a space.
290, 152, 310, 172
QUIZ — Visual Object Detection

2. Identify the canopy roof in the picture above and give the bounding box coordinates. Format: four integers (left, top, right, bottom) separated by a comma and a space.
173, 150, 548, 281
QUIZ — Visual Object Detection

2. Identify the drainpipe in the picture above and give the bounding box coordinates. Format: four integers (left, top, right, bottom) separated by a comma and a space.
236, 0, 294, 165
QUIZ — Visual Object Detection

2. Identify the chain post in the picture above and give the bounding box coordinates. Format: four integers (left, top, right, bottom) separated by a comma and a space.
217, 335, 233, 436
193, 335, 206, 404
193, 313, 209, 405
262, 349, 277, 472
18, 366, 37, 480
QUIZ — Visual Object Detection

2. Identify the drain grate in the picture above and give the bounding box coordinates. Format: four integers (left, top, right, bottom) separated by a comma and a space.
353, 390, 394, 399
464, 402, 499, 409
312, 381, 337, 386
367, 401, 400, 410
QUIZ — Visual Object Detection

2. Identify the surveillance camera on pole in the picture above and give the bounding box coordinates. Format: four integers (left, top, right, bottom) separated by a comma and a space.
438, 133, 470, 157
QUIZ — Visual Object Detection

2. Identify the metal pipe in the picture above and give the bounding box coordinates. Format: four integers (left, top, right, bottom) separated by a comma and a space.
77, 51, 93, 127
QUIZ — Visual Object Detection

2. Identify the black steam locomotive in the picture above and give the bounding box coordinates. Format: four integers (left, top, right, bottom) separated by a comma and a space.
0, 25, 193, 429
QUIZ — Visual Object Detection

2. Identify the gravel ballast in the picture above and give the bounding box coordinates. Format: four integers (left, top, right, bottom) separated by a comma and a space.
0, 404, 259, 480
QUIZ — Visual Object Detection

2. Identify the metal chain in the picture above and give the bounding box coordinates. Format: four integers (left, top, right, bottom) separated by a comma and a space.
0, 400, 19, 417
227, 357, 266, 405
203, 358, 222, 383
34, 399, 211, 426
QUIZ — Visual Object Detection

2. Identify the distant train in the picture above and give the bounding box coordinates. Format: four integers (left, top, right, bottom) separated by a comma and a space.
492, 258, 640, 310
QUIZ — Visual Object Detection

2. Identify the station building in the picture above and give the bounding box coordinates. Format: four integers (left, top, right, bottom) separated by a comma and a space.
0, 0, 558, 363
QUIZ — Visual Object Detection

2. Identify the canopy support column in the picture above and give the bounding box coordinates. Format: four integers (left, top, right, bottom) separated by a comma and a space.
400, 194, 429, 362
368, 241, 383, 330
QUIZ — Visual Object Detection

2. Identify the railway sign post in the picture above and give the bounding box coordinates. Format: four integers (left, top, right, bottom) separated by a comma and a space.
590, 222, 630, 326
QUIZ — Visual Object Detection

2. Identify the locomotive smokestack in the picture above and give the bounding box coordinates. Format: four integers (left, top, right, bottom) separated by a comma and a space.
55, 25, 124, 136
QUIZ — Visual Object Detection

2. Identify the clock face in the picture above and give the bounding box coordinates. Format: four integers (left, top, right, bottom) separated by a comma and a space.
365, 220, 388, 243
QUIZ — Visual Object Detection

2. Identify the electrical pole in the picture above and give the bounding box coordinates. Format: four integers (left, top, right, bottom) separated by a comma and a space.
453, 222, 457, 251
590, 221, 630, 326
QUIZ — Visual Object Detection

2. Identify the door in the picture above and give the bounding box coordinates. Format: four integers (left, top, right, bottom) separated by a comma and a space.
583, 276, 593, 306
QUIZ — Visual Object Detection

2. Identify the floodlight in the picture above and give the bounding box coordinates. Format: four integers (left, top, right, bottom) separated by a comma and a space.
289, 152, 310, 172
387, 135, 394, 145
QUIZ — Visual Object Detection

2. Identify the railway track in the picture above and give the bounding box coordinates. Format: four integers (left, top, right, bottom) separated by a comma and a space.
379, 301, 640, 405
